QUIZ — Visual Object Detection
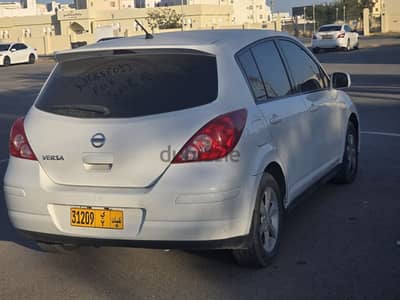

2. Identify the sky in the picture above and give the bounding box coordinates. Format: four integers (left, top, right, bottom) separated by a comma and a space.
1, 0, 336, 15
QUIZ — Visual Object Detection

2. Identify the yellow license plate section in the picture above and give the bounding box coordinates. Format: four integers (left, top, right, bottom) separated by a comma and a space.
70, 208, 124, 230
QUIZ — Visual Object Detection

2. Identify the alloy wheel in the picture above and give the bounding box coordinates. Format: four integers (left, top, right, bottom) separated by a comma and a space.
346, 133, 357, 175
259, 186, 280, 253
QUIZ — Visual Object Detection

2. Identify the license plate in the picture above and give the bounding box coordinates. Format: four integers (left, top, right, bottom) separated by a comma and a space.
70, 208, 124, 230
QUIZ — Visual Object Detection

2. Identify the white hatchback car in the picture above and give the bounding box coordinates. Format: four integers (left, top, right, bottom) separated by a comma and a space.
4, 30, 359, 267
0, 42, 38, 66
312, 24, 359, 53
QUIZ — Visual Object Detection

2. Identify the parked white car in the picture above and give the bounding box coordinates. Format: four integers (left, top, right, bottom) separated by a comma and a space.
0, 42, 38, 66
4, 30, 359, 267
312, 24, 359, 53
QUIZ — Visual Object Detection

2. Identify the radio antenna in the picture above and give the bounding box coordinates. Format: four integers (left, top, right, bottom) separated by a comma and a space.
134, 19, 153, 39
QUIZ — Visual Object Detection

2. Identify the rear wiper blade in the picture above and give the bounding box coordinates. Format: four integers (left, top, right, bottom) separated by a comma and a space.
49, 104, 111, 116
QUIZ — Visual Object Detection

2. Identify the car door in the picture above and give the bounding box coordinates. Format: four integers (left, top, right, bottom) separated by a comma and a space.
237, 40, 315, 200
344, 25, 355, 47
11, 43, 24, 63
18, 43, 30, 62
277, 39, 342, 178
8, 43, 18, 63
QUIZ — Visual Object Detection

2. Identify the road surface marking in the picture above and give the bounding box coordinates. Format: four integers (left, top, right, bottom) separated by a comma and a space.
361, 131, 400, 137
0, 158, 9, 164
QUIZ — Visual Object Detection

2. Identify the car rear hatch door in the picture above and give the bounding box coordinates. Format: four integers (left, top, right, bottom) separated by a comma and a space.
25, 48, 219, 188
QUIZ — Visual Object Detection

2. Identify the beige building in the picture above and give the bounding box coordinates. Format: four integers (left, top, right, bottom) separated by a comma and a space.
0, 0, 274, 55
0, 0, 38, 17
381, 0, 400, 32
161, 0, 271, 25
75, 0, 135, 10
371, 0, 382, 17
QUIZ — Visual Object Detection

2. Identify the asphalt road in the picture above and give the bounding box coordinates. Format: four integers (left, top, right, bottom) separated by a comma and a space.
0, 44, 399, 300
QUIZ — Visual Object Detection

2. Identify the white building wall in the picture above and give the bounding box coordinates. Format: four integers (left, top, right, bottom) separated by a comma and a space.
0, 0, 52, 17
150, 0, 271, 25
231, 0, 270, 25
121, 0, 135, 8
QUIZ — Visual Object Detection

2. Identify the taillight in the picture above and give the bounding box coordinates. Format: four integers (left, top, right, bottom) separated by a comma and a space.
337, 32, 346, 38
9, 117, 37, 161
172, 109, 247, 163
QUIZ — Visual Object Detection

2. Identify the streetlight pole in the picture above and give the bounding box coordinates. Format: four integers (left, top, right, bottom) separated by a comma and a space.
181, 0, 184, 31
336, 7, 338, 22
313, 4, 316, 32
303, 6, 306, 35
343, 5, 346, 23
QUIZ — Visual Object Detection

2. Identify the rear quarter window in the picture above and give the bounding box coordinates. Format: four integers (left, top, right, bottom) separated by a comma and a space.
35, 51, 218, 118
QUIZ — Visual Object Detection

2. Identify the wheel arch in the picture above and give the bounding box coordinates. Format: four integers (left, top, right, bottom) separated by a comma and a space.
264, 162, 287, 209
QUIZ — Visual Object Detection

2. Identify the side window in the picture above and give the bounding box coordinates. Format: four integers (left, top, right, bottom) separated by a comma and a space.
19, 44, 28, 50
278, 40, 325, 93
237, 50, 267, 102
14, 44, 22, 50
251, 41, 292, 99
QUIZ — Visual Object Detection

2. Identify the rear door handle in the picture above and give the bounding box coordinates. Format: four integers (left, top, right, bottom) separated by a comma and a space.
269, 114, 282, 124
309, 103, 319, 112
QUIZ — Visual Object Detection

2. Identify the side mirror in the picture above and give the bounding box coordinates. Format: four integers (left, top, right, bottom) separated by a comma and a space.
331, 72, 351, 89
10, 48, 16, 52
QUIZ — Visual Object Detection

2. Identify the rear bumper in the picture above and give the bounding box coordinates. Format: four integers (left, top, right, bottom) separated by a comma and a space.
4, 157, 259, 247
312, 39, 347, 49
18, 229, 249, 249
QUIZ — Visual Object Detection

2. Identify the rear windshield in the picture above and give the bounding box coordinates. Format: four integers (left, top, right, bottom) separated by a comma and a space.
319, 26, 341, 32
35, 51, 218, 118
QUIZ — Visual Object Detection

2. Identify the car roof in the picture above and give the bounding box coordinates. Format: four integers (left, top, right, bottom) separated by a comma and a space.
56, 29, 293, 62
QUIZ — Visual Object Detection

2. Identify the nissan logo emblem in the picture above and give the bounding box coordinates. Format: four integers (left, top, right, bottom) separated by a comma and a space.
91, 133, 106, 148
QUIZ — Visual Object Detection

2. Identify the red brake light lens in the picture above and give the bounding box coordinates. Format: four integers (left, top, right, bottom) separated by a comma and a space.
337, 32, 346, 38
9, 117, 37, 160
172, 109, 247, 163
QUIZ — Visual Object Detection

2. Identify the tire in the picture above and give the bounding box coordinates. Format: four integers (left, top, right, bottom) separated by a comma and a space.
354, 41, 359, 50
345, 39, 351, 52
312, 47, 320, 54
3, 56, 10, 67
334, 122, 358, 184
28, 54, 36, 64
233, 173, 283, 268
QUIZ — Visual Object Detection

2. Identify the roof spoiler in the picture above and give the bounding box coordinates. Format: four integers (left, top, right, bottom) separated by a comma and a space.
55, 47, 215, 63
